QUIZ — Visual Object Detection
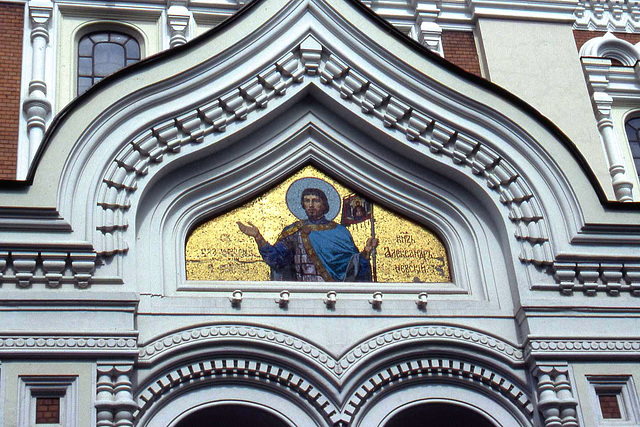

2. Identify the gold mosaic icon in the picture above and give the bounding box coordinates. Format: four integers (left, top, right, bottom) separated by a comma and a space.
186, 166, 450, 283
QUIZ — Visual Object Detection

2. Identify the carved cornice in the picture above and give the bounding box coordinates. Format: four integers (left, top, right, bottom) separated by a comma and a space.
0, 334, 138, 355
138, 324, 524, 374
575, 0, 640, 32
96, 36, 553, 267
543, 261, 640, 295
526, 338, 640, 359
0, 250, 98, 288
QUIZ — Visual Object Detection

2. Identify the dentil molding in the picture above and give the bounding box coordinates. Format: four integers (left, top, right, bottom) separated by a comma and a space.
137, 323, 525, 374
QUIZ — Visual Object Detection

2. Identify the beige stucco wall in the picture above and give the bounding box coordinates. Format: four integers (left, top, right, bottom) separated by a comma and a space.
476, 18, 613, 199
572, 362, 640, 426
2, 361, 94, 425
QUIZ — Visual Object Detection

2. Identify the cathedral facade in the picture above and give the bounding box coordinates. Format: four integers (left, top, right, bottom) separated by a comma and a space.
0, 0, 639, 425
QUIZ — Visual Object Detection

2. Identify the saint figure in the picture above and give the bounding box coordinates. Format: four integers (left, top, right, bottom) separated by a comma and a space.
237, 179, 378, 281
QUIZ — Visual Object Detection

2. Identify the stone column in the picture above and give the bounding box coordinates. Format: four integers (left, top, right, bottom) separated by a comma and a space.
22, 0, 53, 173
582, 57, 634, 201
533, 364, 580, 427
95, 364, 137, 427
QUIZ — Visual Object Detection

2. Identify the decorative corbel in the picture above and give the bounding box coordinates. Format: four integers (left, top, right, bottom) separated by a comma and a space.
167, 3, 191, 48
415, 3, 443, 56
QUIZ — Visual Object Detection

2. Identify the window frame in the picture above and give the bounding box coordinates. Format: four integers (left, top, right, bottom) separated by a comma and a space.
75, 26, 143, 96
76, 30, 141, 96
587, 375, 640, 426
17, 376, 78, 427
624, 113, 640, 181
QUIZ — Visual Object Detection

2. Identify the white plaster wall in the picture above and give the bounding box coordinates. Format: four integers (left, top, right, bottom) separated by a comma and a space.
476, 19, 611, 198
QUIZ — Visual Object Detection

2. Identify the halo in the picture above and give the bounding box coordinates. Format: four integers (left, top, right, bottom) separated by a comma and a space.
286, 177, 341, 221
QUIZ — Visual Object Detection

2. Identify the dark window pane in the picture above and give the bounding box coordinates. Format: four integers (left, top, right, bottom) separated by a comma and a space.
109, 33, 129, 44
78, 57, 93, 76
78, 31, 141, 96
90, 33, 109, 43
125, 38, 140, 59
94, 43, 125, 76
78, 77, 92, 95
625, 117, 640, 178
78, 37, 93, 56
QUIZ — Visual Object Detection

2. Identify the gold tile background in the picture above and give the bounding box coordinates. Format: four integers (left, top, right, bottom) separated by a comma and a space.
186, 166, 450, 283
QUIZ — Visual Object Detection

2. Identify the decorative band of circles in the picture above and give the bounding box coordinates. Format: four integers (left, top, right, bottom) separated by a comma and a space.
139, 324, 522, 376
0, 336, 137, 349
529, 340, 640, 352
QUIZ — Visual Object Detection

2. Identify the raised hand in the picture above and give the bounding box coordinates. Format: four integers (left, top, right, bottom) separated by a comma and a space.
237, 221, 260, 237
237, 221, 267, 247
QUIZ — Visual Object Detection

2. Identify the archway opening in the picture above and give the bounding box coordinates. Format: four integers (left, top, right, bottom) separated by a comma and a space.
385, 402, 495, 427
174, 404, 290, 427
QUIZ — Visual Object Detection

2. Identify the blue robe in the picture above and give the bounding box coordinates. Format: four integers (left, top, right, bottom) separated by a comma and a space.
259, 218, 372, 281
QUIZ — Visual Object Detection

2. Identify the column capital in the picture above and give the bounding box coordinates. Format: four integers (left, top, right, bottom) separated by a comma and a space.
29, 0, 53, 26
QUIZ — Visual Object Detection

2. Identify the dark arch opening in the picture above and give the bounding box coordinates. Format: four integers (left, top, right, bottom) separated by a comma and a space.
174, 404, 289, 427
385, 402, 495, 427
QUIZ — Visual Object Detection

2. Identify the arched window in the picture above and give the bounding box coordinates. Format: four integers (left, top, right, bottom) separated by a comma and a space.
77, 31, 140, 95
625, 116, 640, 179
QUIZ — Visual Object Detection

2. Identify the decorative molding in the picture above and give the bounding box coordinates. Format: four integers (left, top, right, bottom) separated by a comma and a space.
575, 0, 640, 32
167, 3, 191, 48
543, 261, 640, 295
365, 1, 578, 32
0, 208, 71, 231
340, 356, 534, 425
96, 364, 137, 427
95, 36, 553, 266
467, 0, 577, 22
578, 33, 640, 202
526, 338, 640, 359
579, 39, 635, 202
134, 357, 342, 425
137, 324, 524, 373
532, 364, 579, 427
580, 32, 640, 66
135, 353, 533, 426
0, 250, 97, 288
0, 335, 138, 355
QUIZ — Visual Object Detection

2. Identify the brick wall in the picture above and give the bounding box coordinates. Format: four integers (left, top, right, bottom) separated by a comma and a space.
35, 397, 61, 423
0, 2, 23, 180
441, 30, 482, 77
574, 29, 640, 52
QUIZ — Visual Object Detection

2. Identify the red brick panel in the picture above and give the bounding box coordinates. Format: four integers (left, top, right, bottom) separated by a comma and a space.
0, 2, 23, 180
35, 397, 61, 424
441, 30, 482, 77
597, 393, 622, 419
574, 29, 640, 52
